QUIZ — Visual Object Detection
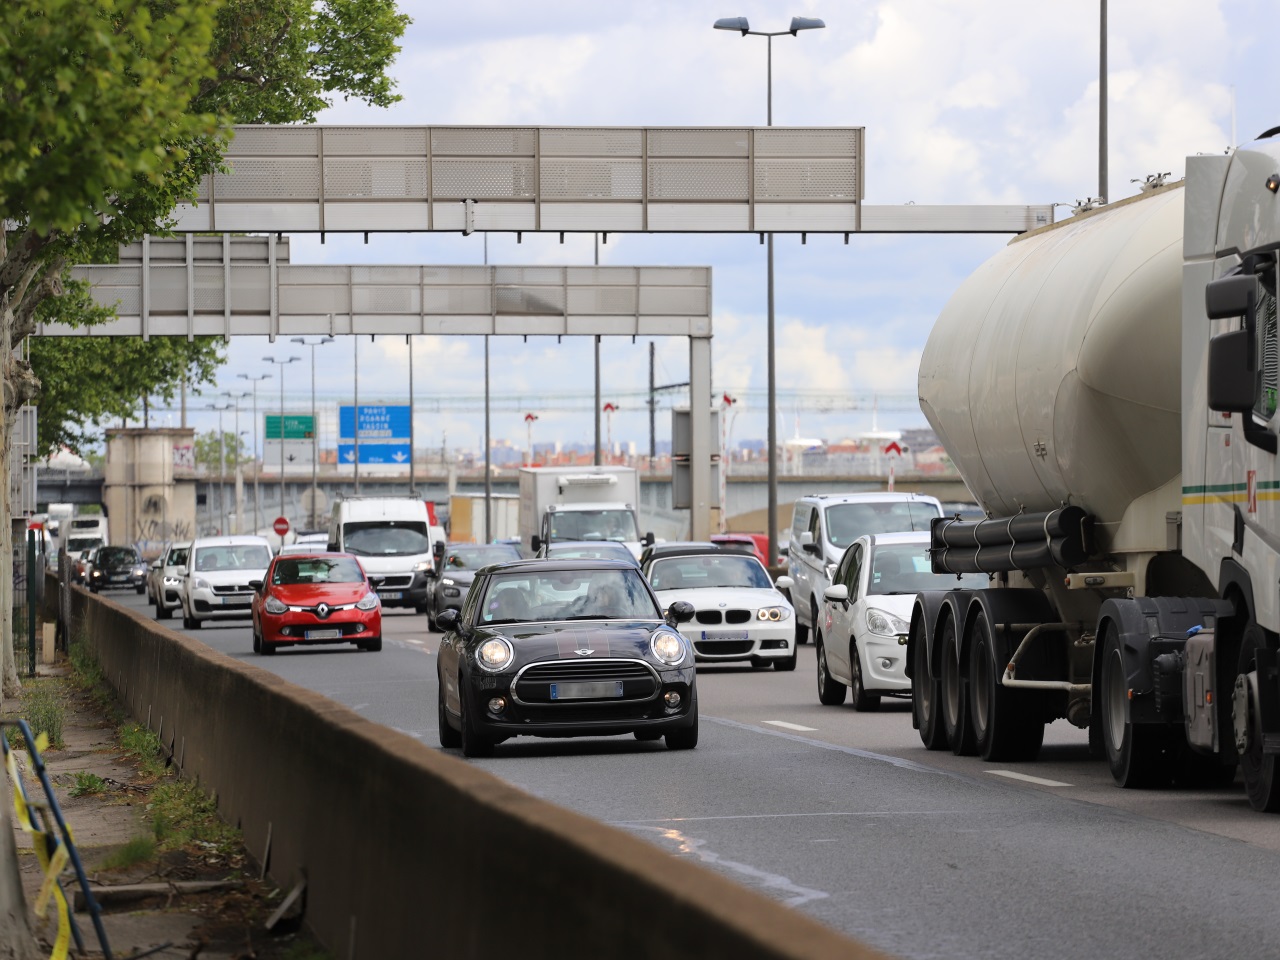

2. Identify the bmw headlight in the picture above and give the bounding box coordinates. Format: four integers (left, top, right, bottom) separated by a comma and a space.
440, 577, 456, 586
355, 593, 380, 611
866, 608, 910, 637
263, 595, 288, 615
476, 637, 514, 672
194, 578, 211, 590
756, 606, 792, 622
651, 632, 686, 666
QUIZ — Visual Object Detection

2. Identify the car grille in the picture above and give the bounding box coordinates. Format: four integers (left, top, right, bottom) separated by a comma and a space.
212, 584, 255, 595
513, 659, 658, 704
379, 575, 414, 588
694, 639, 753, 656
694, 610, 751, 625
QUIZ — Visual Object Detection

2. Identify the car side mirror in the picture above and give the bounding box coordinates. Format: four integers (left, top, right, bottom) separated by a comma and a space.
824, 584, 849, 604
436, 608, 461, 632
775, 575, 794, 591
176, 566, 188, 577
369, 575, 386, 589
802, 541, 821, 556
666, 600, 695, 625
799, 531, 814, 546
249, 579, 263, 592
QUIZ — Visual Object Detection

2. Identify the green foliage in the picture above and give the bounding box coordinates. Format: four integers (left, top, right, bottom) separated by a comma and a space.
149, 779, 239, 853
97, 834, 157, 871
70, 771, 107, 797
119, 723, 166, 779
194, 428, 249, 474
20, 682, 64, 749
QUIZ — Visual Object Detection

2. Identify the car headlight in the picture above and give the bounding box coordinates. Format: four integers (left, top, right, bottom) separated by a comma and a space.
651, 631, 686, 665
355, 593, 380, 611
476, 637, 514, 672
91, 570, 102, 577
824, 562, 838, 582
163, 576, 180, 585
414, 561, 432, 572
440, 577, 456, 586
866, 608, 910, 637
194, 578, 211, 590
132, 565, 146, 576
756, 606, 792, 622
263, 595, 288, 615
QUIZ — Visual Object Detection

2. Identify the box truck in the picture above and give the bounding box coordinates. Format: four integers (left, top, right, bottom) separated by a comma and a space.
517, 467, 652, 559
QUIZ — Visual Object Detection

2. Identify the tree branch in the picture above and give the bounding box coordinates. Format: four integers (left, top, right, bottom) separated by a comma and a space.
12, 260, 64, 341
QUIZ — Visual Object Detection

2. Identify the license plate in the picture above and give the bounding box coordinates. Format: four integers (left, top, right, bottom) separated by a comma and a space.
550, 681, 624, 701
305, 629, 342, 640
379, 591, 403, 600
110, 575, 126, 582
701, 630, 749, 640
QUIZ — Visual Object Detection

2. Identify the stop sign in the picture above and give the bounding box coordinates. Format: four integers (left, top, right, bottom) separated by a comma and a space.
273, 516, 290, 537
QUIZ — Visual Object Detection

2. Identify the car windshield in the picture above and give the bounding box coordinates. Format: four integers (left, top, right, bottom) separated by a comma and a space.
548, 509, 639, 543
479, 567, 659, 624
168, 547, 189, 567
272, 557, 365, 585
194, 544, 271, 572
648, 554, 773, 591
97, 547, 138, 565
67, 537, 102, 553
546, 542, 636, 564
342, 521, 432, 557
866, 544, 988, 595
444, 544, 522, 570
826, 502, 940, 548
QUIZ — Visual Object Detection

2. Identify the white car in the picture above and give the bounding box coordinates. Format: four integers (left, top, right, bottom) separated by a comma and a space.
180, 536, 273, 629
816, 532, 987, 710
151, 541, 191, 620
645, 547, 797, 671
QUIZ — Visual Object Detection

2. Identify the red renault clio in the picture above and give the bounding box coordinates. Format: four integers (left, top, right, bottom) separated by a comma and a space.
250, 553, 383, 655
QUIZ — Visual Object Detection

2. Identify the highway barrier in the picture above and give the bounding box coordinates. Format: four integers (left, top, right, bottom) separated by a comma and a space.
65, 583, 892, 960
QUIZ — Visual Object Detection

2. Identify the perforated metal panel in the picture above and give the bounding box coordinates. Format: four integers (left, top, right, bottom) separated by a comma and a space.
648, 129, 750, 157
325, 159, 429, 199
540, 128, 643, 157
754, 159, 859, 200
431, 159, 536, 199
215, 159, 321, 199
324, 127, 427, 156
540, 160, 643, 200
431, 128, 536, 156
754, 129, 861, 157
648, 161, 749, 200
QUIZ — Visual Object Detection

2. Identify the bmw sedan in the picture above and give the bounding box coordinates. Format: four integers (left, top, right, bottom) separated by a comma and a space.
436, 559, 698, 757
250, 553, 383, 654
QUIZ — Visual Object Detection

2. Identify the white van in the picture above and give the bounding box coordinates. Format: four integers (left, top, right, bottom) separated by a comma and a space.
787, 492, 942, 643
327, 498, 445, 611
67, 515, 110, 545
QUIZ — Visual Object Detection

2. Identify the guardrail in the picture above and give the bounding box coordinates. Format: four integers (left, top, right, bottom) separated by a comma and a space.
64, 584, 891, 960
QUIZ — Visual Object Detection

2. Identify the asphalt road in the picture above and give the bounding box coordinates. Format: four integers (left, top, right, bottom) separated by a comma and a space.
116, 592, 1280, 959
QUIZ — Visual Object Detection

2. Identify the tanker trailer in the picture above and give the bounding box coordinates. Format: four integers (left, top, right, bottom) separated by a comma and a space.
907, 135, 1280, 812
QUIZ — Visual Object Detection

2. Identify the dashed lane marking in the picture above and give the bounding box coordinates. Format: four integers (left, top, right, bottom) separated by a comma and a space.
985, 770, 1071, 788
762, 720, 817, 732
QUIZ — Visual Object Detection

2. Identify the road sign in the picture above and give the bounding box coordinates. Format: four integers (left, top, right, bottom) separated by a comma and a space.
339, 405, 411, 467
265, 413, 315, 440
273, 517, 290, 537
263, 438, 314, 473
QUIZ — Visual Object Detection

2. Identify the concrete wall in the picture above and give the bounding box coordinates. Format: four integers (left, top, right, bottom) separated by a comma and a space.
104, 428, 198, 550
66, 586, 891, 960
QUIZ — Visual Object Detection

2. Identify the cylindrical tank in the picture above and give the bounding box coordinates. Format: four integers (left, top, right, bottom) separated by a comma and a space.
919, 186, 1184, 526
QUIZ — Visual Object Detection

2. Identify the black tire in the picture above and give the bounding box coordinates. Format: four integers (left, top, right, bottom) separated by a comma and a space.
940, 616, 977, 756
665, 693, 699, 750
261, 638, 277, 656
1237, 624, 1280, 810
136, 584, 145, 595
182, 612, 198, 630
157, 602, 172, 621
252, 630, 262, 654
849, 641, 882, 712
460, 691, 495, 758
634, 730, 663, 741
1099, 622, 1174, 788
774, 644, 798, 672
913, 629, 948, 751
815, 632, 847, 706
362, 634, 383, 652
795, 619, 810, 646
750, 657, 772, 670
969, 611, 1044, 762
438, 676, 461, 748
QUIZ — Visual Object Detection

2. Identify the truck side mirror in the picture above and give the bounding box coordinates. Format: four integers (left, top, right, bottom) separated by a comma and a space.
1205, 274, 1257, 319
643, 532, 655, 547
1208, 330, 1258, 412
433, 540, 446, 560
531, 535, 542, 552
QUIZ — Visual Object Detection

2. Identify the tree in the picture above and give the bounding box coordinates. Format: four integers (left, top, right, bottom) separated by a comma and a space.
194, 429, 249, 475
0, 0, 410, 951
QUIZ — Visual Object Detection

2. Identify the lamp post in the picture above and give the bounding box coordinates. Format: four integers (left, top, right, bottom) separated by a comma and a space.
264, 356, 302, 529
524, 413, 539, 467
291, 336, 334, 528
237, 372, 271, 534
222, 390, 251, 534
602, 402, 617, 463
207, 402, 232, 534
715, 13, 825, 567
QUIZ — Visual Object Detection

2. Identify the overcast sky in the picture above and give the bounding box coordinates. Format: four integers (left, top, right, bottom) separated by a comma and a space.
177, 0, 1280, 458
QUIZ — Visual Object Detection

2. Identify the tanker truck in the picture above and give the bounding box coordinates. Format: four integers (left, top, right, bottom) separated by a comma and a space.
908, 133, 1280, 811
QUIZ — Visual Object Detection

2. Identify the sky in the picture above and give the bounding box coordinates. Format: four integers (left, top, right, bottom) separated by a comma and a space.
171, 0, 1280, 459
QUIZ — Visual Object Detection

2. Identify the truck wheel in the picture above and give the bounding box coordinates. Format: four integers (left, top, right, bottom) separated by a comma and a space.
940, 616, 977, 755
912, 625, 948, 750
1099, 623, 1174, 788
1236, 624, 1280, 811
815, 632, 847, 706
968, 611, 1043, 762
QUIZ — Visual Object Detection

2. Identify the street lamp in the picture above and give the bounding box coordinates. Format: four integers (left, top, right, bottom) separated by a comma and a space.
237, 371, 272, 534
524, 413, 539, 468
715, 12, 825, 567
291, 336, 334, 529
206, 402, 232, 534
221, 390, 250, 533
264, 356, 302, 529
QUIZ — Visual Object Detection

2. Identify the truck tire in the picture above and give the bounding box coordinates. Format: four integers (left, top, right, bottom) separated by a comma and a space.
1099, 623, 1174, 788
1237, 624, 1280, 811
940, 616, 977, 755
912, 623, 948, 750
968, 611, 1044, 762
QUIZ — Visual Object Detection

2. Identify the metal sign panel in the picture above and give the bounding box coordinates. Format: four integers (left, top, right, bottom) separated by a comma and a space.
338, 405, 411, 466
265, 414, 315, 440
263, 438, 315, 472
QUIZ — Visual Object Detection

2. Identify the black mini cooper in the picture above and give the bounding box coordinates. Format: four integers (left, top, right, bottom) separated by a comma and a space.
436, 559, 698, 757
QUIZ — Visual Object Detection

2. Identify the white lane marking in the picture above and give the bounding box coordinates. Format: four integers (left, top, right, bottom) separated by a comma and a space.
627, 824, 828, 908
351, 703, 370, 711
762, 720, 817, 732
986, 770, 1071, 788
403, 638, 425, 645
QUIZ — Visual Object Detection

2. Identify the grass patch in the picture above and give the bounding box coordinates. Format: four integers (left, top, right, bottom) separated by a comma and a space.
119, 723, 166, 779
67, 638, 123, 722
149, 780, 239, 854
277, 943, 334, 960
97, 835, 156, 872
70, 771, 107, 797
19, 681, 65, 750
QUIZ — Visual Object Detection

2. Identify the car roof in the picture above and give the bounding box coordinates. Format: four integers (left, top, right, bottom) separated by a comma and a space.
865, 531, 932, 546
190, 536, 272, 548
480, 558, 641, 575
798, 492, 941, 505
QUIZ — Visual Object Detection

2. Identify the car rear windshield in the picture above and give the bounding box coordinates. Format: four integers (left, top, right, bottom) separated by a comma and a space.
546, 542, 636, 564
866, 544, 988, 595
272, 557, 365, 585
443, 544, 522, 570
194, 544, 271, 572
648, 554, 772, 591
97, 547, 138, 565
479, 567, 659, 624
342, 521, 432, 557
826, 502, 940, 547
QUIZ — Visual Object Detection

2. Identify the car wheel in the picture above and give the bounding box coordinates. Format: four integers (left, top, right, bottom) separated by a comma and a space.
750, 657, 772, 670
774, 644, 798, 672
157, 602, 172, 621
438, 675, 462, 748
362, 634, 383, 653
136, 584, 145, 595
664, 690, 698, 750
795, 619, 810, 646
460, 691, 495, 758
816, 632, 847, 706
182, 611, 197, 630
849, 641, 882, 712
634, 730, 663, 741
252, 631, 262, 654
261, 638, 277, 656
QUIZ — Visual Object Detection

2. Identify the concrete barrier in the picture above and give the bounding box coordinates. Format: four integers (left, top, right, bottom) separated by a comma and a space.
66, 585, 892, 960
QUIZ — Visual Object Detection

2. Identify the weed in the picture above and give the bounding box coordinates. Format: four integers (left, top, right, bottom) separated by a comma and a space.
277, 942, 334, 960
70, 771, 107, 797
118, 724, 166, 778
21, 682, 64, 749
149, 779, 239, 855
97, 835, 156, 871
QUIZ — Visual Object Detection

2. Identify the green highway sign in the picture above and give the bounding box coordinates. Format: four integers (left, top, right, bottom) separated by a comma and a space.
265, 414, 315, 440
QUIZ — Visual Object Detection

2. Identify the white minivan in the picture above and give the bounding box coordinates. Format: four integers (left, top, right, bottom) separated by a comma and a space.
787, 492, 943, 643
327, 498, 446, 611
